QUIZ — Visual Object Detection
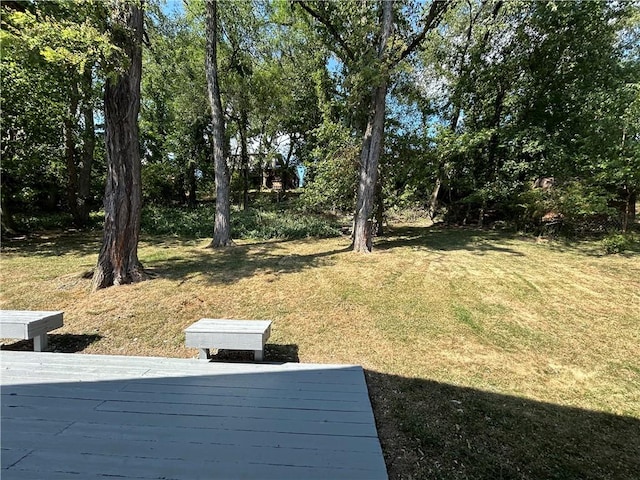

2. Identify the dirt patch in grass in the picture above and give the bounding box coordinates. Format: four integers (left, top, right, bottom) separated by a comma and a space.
1, 224, 638, 479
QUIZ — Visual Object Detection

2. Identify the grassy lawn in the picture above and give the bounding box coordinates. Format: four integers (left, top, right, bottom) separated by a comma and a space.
1, 224, 639, 479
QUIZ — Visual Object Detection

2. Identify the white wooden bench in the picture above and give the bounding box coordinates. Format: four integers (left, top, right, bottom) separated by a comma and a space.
184, 319, 272, 361
0, 310, 64, 351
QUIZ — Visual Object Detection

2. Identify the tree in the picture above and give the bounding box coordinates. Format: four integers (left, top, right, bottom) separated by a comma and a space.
139, 4, 210, 207
297, 0, 450, 251
205, 0, 232, 247
407, 0, 639, 232
92, 0, 145, 289
1, 1, 110, 229
218, 0, 259, 209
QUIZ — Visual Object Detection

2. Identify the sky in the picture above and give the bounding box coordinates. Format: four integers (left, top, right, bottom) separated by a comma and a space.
159, 0, 185, 17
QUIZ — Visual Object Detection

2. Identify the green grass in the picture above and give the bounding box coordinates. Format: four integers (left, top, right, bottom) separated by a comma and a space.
1, 223, 638, 479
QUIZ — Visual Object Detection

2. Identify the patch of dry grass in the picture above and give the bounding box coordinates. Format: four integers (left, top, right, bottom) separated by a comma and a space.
1, 225, 639, 479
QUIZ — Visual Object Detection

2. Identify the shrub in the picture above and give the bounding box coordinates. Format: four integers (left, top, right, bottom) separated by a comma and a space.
602, 233, 638, 254
516, 181, 624, 237
141, 204, 212, 237
300, 121, 359, 214
556, 182, 620, 235
141, 204, 342, 240
231, 208, 341, 240
141, 162, 184, 205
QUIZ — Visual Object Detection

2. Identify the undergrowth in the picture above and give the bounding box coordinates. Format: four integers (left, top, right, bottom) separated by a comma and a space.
140, 204, 342, 240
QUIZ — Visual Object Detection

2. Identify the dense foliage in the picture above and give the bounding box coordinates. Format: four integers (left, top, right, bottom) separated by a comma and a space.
141, 199, 341, 240
2, 0, 638, 237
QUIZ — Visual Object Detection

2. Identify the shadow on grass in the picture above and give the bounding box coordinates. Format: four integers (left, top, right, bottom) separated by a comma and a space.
0, 333, 102, 353
146, 242, 352, 285
376, 225, 526, 256
541, 236, 640, 258
365, 370, 639, 480
207, 344, 300, 364
0, 231, 102, 257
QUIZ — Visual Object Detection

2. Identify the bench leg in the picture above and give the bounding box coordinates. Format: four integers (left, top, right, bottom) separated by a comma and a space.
199, 348, 210, 360
34, 334, 48, 352
254, 349, 263, 362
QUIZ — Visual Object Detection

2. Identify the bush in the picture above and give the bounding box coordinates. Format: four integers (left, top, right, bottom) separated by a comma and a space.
556, 182, 620, 235
8, 211, 104, 233
141, 204, 211, 237
141, 162, 184, 205
232, 208, 341, 240
516, 181, 624, 237
602, 233, 638, 254
12, 212, 75, 231
141, 204, 342, 240
300, 121, 359, 214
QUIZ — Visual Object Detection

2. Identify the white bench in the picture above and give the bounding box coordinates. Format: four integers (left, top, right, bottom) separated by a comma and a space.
184, 319, 272, 361
0, 310, 64, 351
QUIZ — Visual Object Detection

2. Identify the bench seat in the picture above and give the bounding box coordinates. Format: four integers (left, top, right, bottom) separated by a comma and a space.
185, 319, 272, 361
0, 310, 64, 351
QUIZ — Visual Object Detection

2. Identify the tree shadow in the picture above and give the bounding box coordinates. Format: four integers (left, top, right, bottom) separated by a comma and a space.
539, 236, 640, 258
145, 242, 352, 285
365, 370, 639, 480
206, 344, 300, 364
0, 231, 102, 257
376, 225, 526, 256
0, 333, 102, 353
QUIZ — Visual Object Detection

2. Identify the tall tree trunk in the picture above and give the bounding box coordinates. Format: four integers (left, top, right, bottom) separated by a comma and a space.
238, 109, 250, 210
352, 1, 393, 253
428, 177, 442, 220
282, 139, 295, 195
353, 83, 388, 252
187, 159, 197, 207
205, 0, 232, 247
64, 74, 80, 224
430, 104, 462, 218
77, 67, 95, 226
0, 189, 18, 235
92, 1, 144, 290
1, 126, 18, 234
622, 187, 636, 233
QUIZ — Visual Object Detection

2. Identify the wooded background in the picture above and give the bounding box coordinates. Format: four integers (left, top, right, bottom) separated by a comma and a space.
2, 0, 638, 240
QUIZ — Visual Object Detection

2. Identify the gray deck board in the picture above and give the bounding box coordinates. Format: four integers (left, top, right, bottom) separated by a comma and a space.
1, 351, 387, 479
2, 383, 369, 410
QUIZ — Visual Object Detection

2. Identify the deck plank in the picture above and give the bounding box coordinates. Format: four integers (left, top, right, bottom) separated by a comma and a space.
1, 351, 387, 479
9, 449, 386, 479
55, 421, 384, 453
6, 431, 384, 470
1, 383, 369, 411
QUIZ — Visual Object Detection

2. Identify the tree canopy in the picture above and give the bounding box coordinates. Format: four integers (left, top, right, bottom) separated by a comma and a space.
2, 0, 638, 251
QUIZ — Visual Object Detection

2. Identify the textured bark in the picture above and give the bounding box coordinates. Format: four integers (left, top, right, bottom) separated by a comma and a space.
205, 0, 233, 247
622, 189, 636, 233
63, 68, 95, 227
427, 177, 442, 220
352, 1, 393, 253
77, 68, 96, 225
92, 1, 144, 290
64, 75, 79, 223
65, 69, 96, 227
0, 192, 18, 235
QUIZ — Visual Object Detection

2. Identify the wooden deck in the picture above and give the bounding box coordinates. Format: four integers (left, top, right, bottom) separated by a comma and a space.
0, 351, 387, 479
